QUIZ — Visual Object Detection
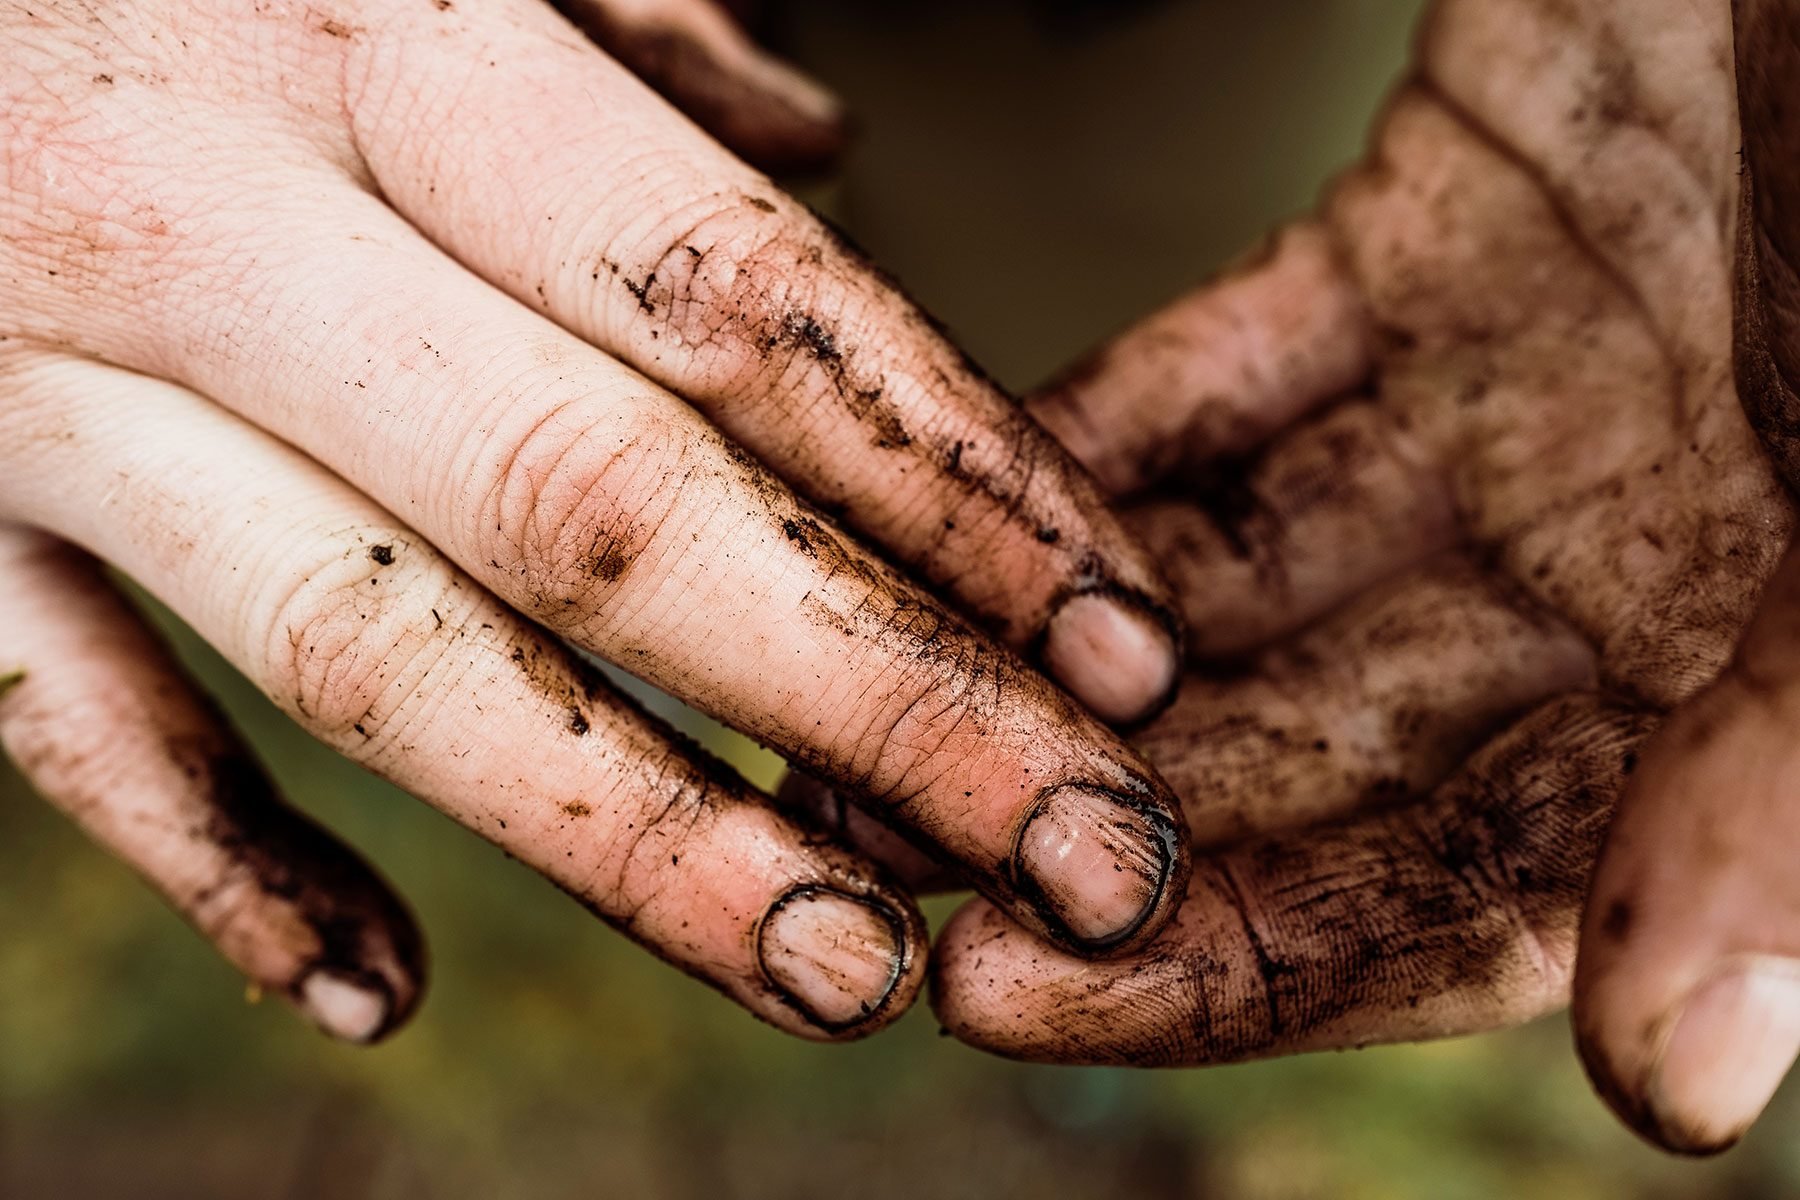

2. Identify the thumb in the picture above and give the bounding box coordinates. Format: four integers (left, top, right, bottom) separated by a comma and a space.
1574, 539, 1800, 1154
1573, 0, 1800, 1154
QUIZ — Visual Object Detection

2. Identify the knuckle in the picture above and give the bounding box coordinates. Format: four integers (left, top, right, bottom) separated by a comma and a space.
842, 629, 1007, 804
606, 191, 852, 396
258, 531, 453, 741
475, 391, 682, 621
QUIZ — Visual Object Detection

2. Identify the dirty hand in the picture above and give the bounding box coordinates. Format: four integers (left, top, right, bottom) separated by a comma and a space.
927, 0, 1800, 1155
0, 0, 1191, 1047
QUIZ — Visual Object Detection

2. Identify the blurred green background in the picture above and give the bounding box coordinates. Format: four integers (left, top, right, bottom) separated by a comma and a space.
3, 1, 1797, 1196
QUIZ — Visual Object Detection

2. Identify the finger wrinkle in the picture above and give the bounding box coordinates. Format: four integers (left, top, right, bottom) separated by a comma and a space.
474, 388, 687, 628
259, 531, 464, 746
608, 192, 1153, 637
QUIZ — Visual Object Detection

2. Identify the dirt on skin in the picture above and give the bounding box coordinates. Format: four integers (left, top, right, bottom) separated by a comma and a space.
935, 0, 1800, 1076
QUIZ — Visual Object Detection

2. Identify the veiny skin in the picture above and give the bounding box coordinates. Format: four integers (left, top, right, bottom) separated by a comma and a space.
927, 0, 1800, 1157
0, 0, 1189, 1045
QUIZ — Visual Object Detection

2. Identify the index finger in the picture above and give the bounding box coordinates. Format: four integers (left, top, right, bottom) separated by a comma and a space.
343, 0, 1180, 725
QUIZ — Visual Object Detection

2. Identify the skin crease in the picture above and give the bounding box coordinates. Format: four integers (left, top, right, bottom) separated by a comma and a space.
0, 0, 1192, 1047
924, 0, 1800, 1159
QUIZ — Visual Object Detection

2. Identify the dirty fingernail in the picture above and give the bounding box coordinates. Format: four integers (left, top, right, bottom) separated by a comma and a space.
759, 886, 906, 1031
297, 968, 393, 1044
1015, 783, 1178, 950
1043, 592, 1180, 726
1649, 957, 1800, 1153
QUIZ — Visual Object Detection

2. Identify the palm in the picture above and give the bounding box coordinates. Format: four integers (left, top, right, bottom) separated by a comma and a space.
1128, 0, 1790, 843
934, 0, 1797, 1065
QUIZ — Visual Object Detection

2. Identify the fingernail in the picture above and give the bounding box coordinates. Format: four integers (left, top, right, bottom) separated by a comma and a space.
759, 887, 907, 1031
1648, 957, 1800, 1153
1014, 783, 1178, 950
297, 968, 393, 1044
1043, 591, 1180, 726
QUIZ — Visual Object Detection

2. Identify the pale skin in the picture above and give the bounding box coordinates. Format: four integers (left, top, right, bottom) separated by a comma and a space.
916, 0, 1800, 1159
9, 0, 1800, 1164
0, 0, 1195, 1045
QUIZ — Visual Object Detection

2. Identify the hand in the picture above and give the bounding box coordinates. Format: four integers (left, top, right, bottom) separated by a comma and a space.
0, 0, 1190, 1046
927, 0, 1800, 1154
1574, 0, 1800, 1156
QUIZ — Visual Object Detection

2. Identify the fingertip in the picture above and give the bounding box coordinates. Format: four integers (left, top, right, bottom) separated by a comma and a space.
1580, 957, 1800, 1156
926, 898, 1044, 1059
1571, 666, 1800, 1155
198, 781, 428, 1046
295, 968, 398, 1045
1041, 589, 1182, 728
755, 877, 929, 1042
1653, 959, 1800, 1153
280, 891, 426, 1045
758, 885, 915, 1036
927, 895, 1177, 1065
1011, 780, 1188, 955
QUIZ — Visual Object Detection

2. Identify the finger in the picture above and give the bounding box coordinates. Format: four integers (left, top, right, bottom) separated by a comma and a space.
1575, 540, 1800, 1154
1026, 222, 1375, 496
0, 353, 927, 1039
934, 694, 1657, 1065
336, 0, 1182, 723
775, 770, 959, 894
101, 183, 1189, 952
1735, 0, 1800, 488
551, 0, 849, 175
1569, 5, 1800, 1155
787, 554, 1594, 882
1143, 556, 1595, 844
1124, 399, 1457, 658
0, 525, 423, 1043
